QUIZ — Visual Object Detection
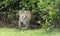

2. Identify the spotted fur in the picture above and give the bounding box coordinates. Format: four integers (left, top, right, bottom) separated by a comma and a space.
18, 10, 32, 30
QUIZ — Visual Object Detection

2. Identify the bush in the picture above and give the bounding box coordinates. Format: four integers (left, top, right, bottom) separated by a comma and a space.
0, 0, 60, 29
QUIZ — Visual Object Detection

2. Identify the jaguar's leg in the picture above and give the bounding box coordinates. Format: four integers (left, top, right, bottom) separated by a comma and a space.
24, 22, 30, 30
19, 18, 21, 30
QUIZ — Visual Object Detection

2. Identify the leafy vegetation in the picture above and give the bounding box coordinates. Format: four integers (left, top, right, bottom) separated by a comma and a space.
0, 0, 60, 29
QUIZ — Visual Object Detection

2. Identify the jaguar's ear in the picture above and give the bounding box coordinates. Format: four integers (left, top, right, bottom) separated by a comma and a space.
25, 10, 30, 14
24, 11, 27, 14
19, 10, 23, 14
18, 10, 21, 13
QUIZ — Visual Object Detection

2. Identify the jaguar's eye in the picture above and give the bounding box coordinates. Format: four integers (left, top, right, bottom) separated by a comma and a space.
22, 16, 24, 17
25, 16, 27, 18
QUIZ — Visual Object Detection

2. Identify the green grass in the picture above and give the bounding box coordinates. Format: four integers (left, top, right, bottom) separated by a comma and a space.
0, 28, 60, 36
